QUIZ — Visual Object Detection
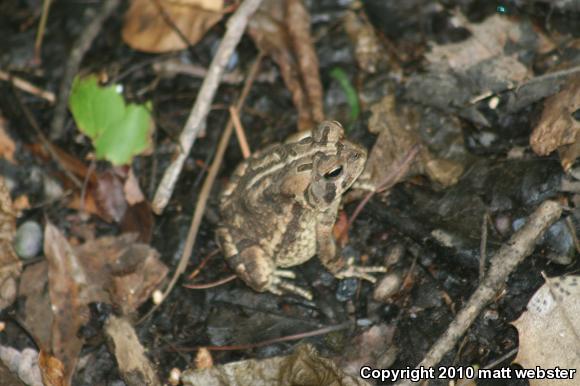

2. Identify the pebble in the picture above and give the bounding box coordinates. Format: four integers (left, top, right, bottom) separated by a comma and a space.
372, 272, 403, 303
14, 221, 43, 259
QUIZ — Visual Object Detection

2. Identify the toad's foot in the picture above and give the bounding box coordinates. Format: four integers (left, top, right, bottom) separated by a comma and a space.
334, 258, 387, 283
266, 269, 313, 300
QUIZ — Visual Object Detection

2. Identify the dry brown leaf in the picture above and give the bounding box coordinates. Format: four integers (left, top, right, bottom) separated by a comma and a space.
181, 344, 370, 386
39, 350, 66, 386
0, 117, 16, 163
428, 14, 513, 70
171, 0, 224, 12
530, 75, 580, 171
27, 143, 135, 222
512, 275, 580, 385
338, 324, 397, 380
44, 223, 88, 385
407, 12, 554, 126
124, 168, 145, 205
248, 0, 324, 130
19, 262, 52, 348
93, 170, 128, 222
343, 10, 383, 74
74, 233, 167, 315
0, 176, 21, 312
20, 226, 167, 383
122, 0, 224, 53
120, 201, 155, 243
364, 95, 463, 187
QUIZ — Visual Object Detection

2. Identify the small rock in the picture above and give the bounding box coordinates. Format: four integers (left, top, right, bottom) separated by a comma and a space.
42, 175, 64, 202
384, 243, 405, 267
14, 221, 43, 259
372, 272, 402, 303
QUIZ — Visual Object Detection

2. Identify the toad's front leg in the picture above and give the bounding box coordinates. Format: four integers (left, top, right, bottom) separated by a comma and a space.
316, 212, 387, 282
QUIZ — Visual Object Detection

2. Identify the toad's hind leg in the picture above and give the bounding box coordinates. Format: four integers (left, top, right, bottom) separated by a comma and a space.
226, 244, 276, 293
228, 249, 313, 299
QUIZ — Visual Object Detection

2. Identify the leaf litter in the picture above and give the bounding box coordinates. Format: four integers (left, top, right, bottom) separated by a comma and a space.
17, 223, 167, 383
3, 1, 580, 385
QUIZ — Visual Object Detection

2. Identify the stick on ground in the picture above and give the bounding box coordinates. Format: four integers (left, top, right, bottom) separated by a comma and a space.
139, 55, 263, 323
152, 0, 264, 214
395, 200, 562, 386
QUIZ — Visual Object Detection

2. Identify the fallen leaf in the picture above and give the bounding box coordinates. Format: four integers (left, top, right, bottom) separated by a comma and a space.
74, 233, 167, 315
93, 169, 128, 222
123, 168, 145, 205
120, 201, 155, 243
20, 226, 168, 383
44, 223, 89, 384
27, 143, 136, 222
181, 344, 370, 386
343, 10, 384, 74
406, 12, 553, 126
426, 13, 533, 73
364, 95, 463, 187
530, 75, 580, 171
122, 0, 225, 53
39, 350, 65, 386
513, 275, 580, 386
338, 324, 397, 380
0, 176, 21, 312
249, 0, 324, 130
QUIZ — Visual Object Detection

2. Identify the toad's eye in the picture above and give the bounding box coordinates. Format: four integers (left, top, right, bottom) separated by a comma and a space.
324, 166, 343, 179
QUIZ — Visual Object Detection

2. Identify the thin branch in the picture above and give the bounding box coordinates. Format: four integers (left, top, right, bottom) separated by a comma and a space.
152, 0, 264, 214
174, 321, 352, 352
229, 106, 251, 159
13, 89, 82, 188
49, 0, 121, 139
139, 55, 263, 324
183, 275, 236, 289
0, 70, 55, 103
34, 0, 53, 64
395, 200, 562, 386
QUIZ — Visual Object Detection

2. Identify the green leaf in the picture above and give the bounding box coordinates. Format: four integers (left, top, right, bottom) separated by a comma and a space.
329, 67, 360, 128
69, 75, 153, 165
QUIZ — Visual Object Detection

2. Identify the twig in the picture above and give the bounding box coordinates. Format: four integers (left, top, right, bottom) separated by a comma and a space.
174, 321, 352, 352
49, 0, 121, 139
139, 55, 263, 324
12, 89, 82, 188
104, 315, 160, 386
153, 60, 277, 84
187, 248, 219, 279
34, 0, 53, 64
229, 106, 251, 159
152, 0, 264, 214
0, 70, 56, 103
479, 211, 489, 283
395, 200, 562, 386
183, 275, 236, 289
